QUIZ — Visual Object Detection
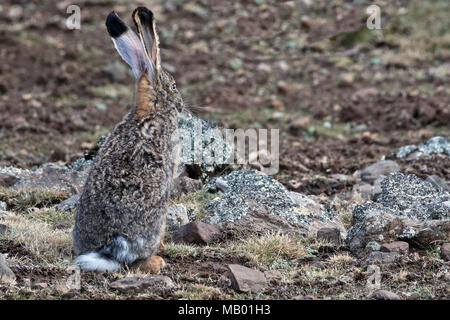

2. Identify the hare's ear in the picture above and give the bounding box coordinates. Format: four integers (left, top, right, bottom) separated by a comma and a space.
132, 7, 161, 79
106, 11, 151, 79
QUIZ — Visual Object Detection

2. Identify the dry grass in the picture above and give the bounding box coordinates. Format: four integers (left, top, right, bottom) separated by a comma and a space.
0, 187, 69, 213
328, 253, 355, 265
1, 214, 72, 261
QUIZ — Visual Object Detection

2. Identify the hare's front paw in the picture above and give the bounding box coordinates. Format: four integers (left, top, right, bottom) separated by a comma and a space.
132, 256, 166, 274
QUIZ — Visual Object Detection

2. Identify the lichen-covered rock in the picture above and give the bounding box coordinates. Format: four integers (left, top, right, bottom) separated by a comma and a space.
177, 112, 233, 180
377, 173, 450, 221
395, 136, 450, 159
347, 173, 450, 254
203, 170, 345, 236
2, 163, 88, 194
166, 204, 189, 231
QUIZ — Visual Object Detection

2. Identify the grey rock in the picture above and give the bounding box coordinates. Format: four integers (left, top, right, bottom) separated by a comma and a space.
396, 136, 450, 159
378, 173, 449, 221
0, 224, 9, 236
166, 204, 189, 232
347, 173, 450, 253
353, 183, 374, 200
380, 241, 409, 255
170, 176, 203, 198
366, 251, 400, 265
347, 202, 403, 254
0, 201, 6, 211
57, 194, 80, 211
441, 243, 450, 261
177, 112, 233, 179
204, 170, 345, 236
317, 227, 342, 245
426, 175, 450, 193
109, 275, 175, 294
227, 264, 266, 293
172, 221, 221, 245
360, 160, 400, 182
8, 163, 88, 194
371, 290, 401, 300
365, 241, 381, 251
0, 254, 16, 285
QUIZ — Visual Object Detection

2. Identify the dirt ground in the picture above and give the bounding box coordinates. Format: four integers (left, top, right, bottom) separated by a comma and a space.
0, 0, 449, 300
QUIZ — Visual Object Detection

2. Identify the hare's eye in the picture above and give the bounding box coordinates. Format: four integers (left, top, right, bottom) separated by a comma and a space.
171, 83, 176, 90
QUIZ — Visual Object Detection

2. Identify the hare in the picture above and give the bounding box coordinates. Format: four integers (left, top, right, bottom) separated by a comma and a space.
72, 7, 183, 272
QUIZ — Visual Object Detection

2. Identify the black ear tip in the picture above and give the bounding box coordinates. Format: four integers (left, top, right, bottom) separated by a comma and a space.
133, 6, 154, 23
106, 11, 128, 38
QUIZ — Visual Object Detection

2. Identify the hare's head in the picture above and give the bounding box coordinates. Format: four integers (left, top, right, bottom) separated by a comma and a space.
106, 7, 183, 122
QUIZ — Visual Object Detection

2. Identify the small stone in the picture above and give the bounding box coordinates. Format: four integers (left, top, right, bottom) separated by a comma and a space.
0, 254, 16, 284
0, 224, 10, 236
311, 261, 324, 269
317, 227, 342, 245
371, 290, 401, 300
227, 264, 266, 293
426, 175, 449, 192
166, 204, 189, 232
132, 256, 166, 274
360, 161, 400, 182
57, 194, 80, 212
34, 282, 48, 289
54, 283, 70, 295
109, 275, 175, 294
441, 243, 450, 261
380, 241, 409, 255
365, 241, 381, 251
289, 117, 310, 134
172, 221, 221, 245
353, 183, 374, 200
366, 251, 400, 265
0, 173, 17, 187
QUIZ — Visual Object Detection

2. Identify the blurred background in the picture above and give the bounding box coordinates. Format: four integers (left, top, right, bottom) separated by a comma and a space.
0, 0, 449, 195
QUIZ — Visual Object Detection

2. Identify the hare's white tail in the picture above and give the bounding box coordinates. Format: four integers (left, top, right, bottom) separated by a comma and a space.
74, 236, 142, 272
74, 252, 121, 272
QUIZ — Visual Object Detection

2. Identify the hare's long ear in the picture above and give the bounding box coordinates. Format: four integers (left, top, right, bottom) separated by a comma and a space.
106, 11, 152, 79
132, 7, 161, 79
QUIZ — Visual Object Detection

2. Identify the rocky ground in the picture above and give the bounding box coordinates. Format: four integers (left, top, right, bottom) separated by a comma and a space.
0, 0, 449, 300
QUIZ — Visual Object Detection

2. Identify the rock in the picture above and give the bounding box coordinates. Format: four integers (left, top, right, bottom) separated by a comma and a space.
440, 243, 450, 261
396, 136, 450, 159
177, 112, 233, 180
132, 256, 166, 274
4, 163, 88, 194
317, 227, 342, 245
353, 183, 374, 200
426, 175, 450, 192
366, 251, 400, 265
57, 194, 80, 211
347, 173, 450, 254
289, 116, 310, 134
166, 204, 189, 232
371, 290, 401, 300
170, 176, 203, 198
360, 161, 400, 182
380, 241, 409, 255
347, 202, 403, 255
365, 241, 381, 251
204, 170, 345, 237
172, 221, 221, 245
227, 264, 266, 293
109, 275, 175, 294
378, 173, 449, 221
0, 224, 9, 236
0, 173, 17, 187
0, 254, 16, 285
